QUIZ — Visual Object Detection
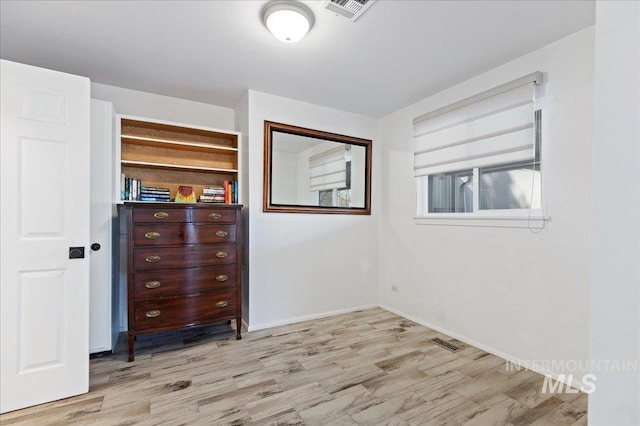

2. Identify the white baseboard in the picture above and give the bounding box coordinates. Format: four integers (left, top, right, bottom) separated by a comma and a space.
379, 304, 580, 388
246, 304, 378, 332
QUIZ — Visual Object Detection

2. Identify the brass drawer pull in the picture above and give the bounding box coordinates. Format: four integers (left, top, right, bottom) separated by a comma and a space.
145, 255, 161, 263
145, 232, 161, 239
215, 275, 229, 282
153, 212, 169, 219
209, 213, 222, 220
215, 230, 228, 237
145, 280, 161, 289
215, 301, 228, 308
215, 251, 228, 258
146, 309, 161, 318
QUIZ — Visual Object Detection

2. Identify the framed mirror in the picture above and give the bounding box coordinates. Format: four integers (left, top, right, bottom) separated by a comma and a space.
263, 121, 372, 215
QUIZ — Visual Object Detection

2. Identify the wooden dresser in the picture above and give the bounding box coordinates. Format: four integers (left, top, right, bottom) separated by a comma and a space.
121, 202, 242, 361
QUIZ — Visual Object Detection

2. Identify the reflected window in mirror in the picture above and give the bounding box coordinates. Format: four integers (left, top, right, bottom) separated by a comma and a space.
264, 121, 372, 215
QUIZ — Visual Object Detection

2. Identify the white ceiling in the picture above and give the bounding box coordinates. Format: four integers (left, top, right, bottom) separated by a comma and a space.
0, 0, 595, 118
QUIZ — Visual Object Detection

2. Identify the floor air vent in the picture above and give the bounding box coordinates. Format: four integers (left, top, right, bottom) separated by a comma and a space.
430, 337, 461, 352
320, 0, 376, 22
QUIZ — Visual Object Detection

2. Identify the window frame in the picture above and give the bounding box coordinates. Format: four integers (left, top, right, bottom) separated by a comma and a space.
415, 107, 548, 228
416, 163, 548, 227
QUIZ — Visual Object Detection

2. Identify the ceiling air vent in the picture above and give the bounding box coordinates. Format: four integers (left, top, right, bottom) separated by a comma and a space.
320, 0, 376, 22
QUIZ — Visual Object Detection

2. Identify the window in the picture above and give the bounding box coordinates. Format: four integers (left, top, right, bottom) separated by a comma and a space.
428, 170, 473, 213
318, 158, 352, 208
423, 159, 541, 215
479, 160, 541, 210
413, 72, 546, 222
319, 188, 352, 207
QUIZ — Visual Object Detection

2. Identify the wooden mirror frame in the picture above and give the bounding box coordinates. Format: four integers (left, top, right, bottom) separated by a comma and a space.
263, 121, 372, 215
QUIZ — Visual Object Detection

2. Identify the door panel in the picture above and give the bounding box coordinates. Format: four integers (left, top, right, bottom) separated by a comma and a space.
19, 137, 67, 237
1, 59, 90, 413
18, 270, 65, 372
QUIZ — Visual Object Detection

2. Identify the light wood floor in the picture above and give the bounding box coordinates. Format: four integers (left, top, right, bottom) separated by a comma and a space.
0, 308, 587, 425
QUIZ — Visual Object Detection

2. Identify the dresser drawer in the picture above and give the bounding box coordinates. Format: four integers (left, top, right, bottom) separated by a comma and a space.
133, 244, 237, 270
134, 290, 236, 333
191, 208, 237, 224
133, 224, 184, 246
133, 265, 236, 299
133, 208, 189, 223
186, 224, 236, 244
133, 224, 236, 246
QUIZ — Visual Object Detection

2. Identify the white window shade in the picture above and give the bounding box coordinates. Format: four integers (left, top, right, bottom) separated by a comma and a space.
413, 72, 543, 177
309, 145, 347, 191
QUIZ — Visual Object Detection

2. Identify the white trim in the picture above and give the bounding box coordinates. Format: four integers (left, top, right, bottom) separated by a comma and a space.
378, 304, 580, 388
246, 304, 378, 332
415, 214, 550, 229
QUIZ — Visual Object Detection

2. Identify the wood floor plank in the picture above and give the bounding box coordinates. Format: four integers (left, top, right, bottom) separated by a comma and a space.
0, 307, 587, 425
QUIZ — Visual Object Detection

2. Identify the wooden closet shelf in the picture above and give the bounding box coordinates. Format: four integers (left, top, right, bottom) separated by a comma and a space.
121, 160, 238, 174
121, 135, 238, 154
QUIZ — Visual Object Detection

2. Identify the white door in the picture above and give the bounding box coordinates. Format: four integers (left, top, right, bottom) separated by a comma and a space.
0, 60, 91, 413
89, 99, 113, 354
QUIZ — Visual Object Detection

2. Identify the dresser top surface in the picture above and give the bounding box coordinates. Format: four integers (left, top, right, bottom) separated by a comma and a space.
121, 202, 242, 210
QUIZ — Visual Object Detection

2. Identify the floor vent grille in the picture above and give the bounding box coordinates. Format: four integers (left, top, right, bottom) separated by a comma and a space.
430, 337, 461, 352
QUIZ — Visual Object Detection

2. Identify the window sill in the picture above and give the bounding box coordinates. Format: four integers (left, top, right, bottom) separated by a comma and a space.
415, 213, 551, 228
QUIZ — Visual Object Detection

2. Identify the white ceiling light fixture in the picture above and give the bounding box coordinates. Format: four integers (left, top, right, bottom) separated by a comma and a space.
262, 1, 315, 43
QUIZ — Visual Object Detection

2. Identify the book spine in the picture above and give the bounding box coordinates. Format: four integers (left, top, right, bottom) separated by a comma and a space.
224, 180, 230, 204
120, 173, 125, 201
141, 186, 171, 192
140, 190, 170, 195
233, 180, 238, 204
140, 194, 170, 199
132, 178, 138, 201
125, 177, 130, 200
139, 197, 170, 202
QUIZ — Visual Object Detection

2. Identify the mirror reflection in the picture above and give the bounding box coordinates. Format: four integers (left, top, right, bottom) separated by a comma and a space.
264, 121, 372, 214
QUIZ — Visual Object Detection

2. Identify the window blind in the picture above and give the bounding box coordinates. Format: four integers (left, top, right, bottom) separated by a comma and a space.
309, 145, 347, 191
413, 72, 543, 177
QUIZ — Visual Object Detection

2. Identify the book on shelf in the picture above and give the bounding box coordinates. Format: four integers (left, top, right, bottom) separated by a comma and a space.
122, 176, 142, 201
139, 196, 171, 202
140, 186, 171, 195
199, 194, 225, 203
223, 180, 239, 204
202, 185, 225, 196
121, 173, 171, 202
200, 183, 237, 204
120, 173, 125, 200
233, 181, 238, 204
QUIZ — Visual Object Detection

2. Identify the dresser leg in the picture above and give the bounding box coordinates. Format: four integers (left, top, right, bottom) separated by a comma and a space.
236, 317, 242, 340
127, 333, 135, 362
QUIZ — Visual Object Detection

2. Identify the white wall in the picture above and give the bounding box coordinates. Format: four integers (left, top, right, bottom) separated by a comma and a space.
244, 90, 379, 330
378, 27, 594, 381
234, 93, 250, 326
590, 2, 640, 424
91, 82, 234, 130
